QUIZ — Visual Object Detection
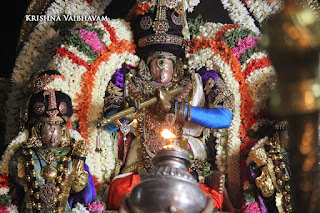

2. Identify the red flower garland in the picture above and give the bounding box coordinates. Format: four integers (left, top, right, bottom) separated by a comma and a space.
54, 47, 91, 70
0, 173, 9, 188
243, 56, 272, 78
101, 22, 119, 43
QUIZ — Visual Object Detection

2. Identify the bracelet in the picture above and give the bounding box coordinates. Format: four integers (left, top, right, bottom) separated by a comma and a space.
179, 102, 186, 124
114, 119, 122, 127
174, 101, 179, 117
187, 104, 192, 122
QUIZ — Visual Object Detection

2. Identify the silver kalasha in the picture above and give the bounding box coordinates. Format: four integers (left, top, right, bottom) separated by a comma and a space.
128, 145, 207, 213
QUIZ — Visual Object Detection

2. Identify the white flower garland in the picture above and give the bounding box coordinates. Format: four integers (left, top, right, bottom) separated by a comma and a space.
247, 66, 276, 114
220, 0, 261, 35
43, 77, 72, 98
186, 22, 242, 204
0, 187, 9, 195
245, 0, 282, 24
0, 130, 28, 174
185, 0, 201, 12
48, 55, 88, 104
243, 52, 277, 116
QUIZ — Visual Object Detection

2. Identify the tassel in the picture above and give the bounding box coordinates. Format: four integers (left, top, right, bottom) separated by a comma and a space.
95, 128, 102, 152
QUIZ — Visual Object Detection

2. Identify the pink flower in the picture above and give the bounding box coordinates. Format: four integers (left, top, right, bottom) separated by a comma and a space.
242, 202, 261, 213
86, 202, 105, 212
0, 205, 10, 213
232, 36, 260, 60
77, 29, 104, 52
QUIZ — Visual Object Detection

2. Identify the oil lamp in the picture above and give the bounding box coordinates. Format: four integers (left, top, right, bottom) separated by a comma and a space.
128, 129, 207, 213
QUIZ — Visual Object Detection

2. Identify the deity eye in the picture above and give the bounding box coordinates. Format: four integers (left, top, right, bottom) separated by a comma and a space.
59, 102, 67, 115
33, 102, 45, 115
157, 58, 166, 69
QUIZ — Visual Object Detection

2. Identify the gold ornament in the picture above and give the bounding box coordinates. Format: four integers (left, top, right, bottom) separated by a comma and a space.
41, 165, 58, 181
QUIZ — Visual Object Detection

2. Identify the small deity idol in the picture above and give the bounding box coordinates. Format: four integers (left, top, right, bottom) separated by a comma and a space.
9, 70, 95, 213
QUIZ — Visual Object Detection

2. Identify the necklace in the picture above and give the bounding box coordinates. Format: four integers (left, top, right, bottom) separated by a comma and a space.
22, 144, 72, 212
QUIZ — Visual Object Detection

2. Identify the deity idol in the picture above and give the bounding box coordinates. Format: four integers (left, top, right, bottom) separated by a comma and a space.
102, 0, 235, 211
8, 70, 96, 212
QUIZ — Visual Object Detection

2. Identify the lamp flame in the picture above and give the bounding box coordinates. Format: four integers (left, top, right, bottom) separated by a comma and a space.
161, 129, 176, 140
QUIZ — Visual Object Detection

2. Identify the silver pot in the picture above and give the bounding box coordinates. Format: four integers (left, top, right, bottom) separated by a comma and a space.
128, 145, 207, 213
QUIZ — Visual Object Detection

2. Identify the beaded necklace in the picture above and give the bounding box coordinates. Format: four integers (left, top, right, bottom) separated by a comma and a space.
21, 142, 73, 213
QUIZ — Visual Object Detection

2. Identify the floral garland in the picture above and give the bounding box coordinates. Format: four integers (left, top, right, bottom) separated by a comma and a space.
0, 130, 28, 174
128, 1, 153, 19
186, 23, 243, 205
244, 0, 282, 25
220, 0, 261, 35
71, 202, 105, 213
128, 0, 201, 18
48, 19, 139, 182
185, 22, 275, 206
0, 131, 26, 212
0, 173, 18, 213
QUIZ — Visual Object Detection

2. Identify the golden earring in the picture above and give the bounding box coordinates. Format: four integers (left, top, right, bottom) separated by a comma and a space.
27, 124, 42, 147
60, 125, 71, 147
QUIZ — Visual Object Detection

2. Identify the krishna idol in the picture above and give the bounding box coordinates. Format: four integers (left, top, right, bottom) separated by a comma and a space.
102, 0, 235, 211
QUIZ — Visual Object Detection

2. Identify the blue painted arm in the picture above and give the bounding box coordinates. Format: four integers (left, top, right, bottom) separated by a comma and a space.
184, 105, 233, 129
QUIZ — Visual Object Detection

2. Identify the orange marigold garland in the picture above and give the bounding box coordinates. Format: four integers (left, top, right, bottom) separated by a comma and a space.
75, 32, 136, 140
187, 24, 275, 204
128, 2, 152, 19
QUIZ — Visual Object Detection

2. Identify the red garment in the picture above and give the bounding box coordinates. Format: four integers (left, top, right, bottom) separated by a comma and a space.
107, 173, 141, 210
107, 172, 224, 210
199, 183, 223, 210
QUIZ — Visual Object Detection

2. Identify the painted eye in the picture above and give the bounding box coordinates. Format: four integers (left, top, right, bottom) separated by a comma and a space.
33, 102, 45, 115
157, 58, 165, 69
59, 102, 67, 115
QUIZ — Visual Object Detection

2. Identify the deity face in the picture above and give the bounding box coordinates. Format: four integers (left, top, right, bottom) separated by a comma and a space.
150, 58, 174, 84
40, 123, 62, 148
